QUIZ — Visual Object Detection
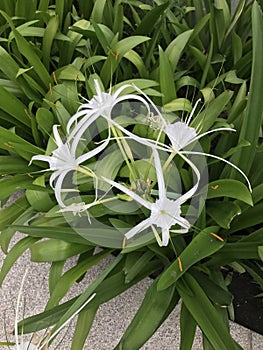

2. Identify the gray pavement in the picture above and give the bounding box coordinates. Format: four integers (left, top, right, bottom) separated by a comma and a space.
0, 231, 263, 349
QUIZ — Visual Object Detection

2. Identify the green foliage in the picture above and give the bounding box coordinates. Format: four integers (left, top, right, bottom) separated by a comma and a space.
0, 1, 262, 349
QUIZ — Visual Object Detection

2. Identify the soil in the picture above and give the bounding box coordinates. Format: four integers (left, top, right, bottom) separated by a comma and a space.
228, 272, 263, 335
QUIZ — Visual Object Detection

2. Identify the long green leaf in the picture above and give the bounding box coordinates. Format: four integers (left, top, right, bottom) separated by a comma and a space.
46, 249, 111, 309
0, 207, 35, 254
42, 15, 59, 69
30, 239, 91, 262
191, 90, 233, 132
159, 46, 177, 104
158, 226, 224, 291
0, 85, 31, 127
0, 236, 40, 286
115, 278, 177, 350
206, 179, 253, 205
71, 306, 98, 350
206, 201, 241, 229
180, 302, 197, 350
49, 254, 124, 337
228, 201, 263, 234
0, 10, 51, 88
166, 30, 193, 72
133, 2, 169, 35
230, 2, 263, 176
177, 272, 242, 350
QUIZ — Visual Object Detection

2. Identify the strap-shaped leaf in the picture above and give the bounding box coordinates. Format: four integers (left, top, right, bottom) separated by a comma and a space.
0, 10, 51, 88
30, 239, 92, 262
46, 249, 111, 309
206, 201, 241, 229
177, 272, 242, 350
158, 226, 225, 291
180, 302, 197, 350
115, 278, 177, 350
0, 236, 40, 286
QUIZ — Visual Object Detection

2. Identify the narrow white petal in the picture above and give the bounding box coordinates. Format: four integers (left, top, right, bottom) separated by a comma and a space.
101, 176, 151, 209
175, 151, 201, 203
70, 112, 101, 157
94, 79, 104, 102
49, 171, 59, 188
52, 125, 63, 147
115, 94, 151, 114
186, 98, 201, 125
161, 227, 170, 246
181, 150, 252, 192
30, 154, 52, 166
112, 84, 133, 98
53, 170, 70, 207
67, 109, 94, 134
192, 127, 236, 142
152, 148, 166, 199
76, 136, 110, 164
125, 218, 151, 239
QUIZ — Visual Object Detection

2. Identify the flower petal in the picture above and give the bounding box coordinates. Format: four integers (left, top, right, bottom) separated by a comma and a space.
182, 150, 252, 192
161, 227, 170, 246
125, 218, 151, 239
101, 176, 151, 210
152, 148, 166, 199
52, 125, 63, 147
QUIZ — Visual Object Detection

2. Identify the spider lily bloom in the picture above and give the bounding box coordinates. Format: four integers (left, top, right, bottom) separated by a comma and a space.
141, 96, 252, 192
163, 100, 252, 191
66, 80, 152, 153
30, 125, 101, 209
101, 148, 200, 246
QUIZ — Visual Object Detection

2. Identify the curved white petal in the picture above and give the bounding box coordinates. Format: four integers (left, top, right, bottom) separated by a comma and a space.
101, 176, 151, 210
161, 227, 170, 246
112, 84, 133, 99
125, 218, 151, 239
29, 154, 52, 166
76, 131, 110, 164
52, 125, 63, 147
53, 169, 73, 207
185, 98, 201, 125
67, 109, 95, 135
152, 148, 166, 199
115, 94, 151, 114
181, 150, 252, 192
70, 111, 101, 156
192, 127, 236, 143
175, 150, 201, 203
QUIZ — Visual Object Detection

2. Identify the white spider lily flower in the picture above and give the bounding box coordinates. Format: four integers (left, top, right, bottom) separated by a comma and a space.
131, 92, 235, 151
132, 90, 252, 191
65, 80, 173, 161
101, 148, 201, 246
30, 125, 103, 208
165, 99, 236, 150
66, 80, 151, 147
